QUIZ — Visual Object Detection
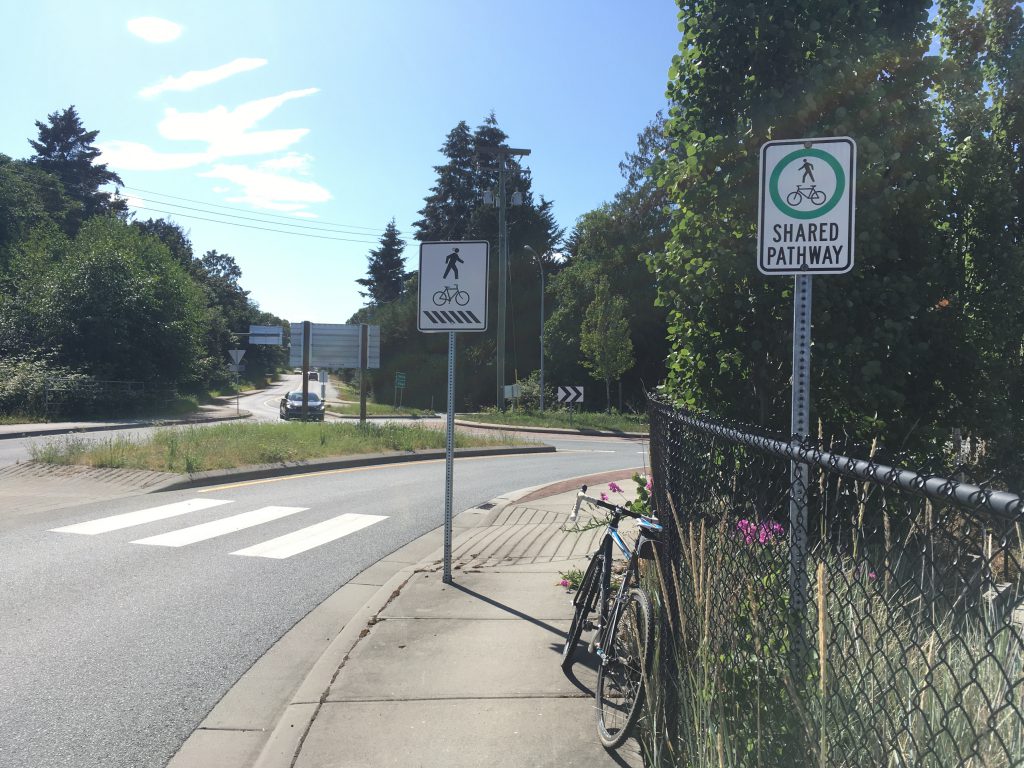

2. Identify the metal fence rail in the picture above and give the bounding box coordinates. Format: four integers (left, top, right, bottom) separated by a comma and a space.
646, 396, 1024, 767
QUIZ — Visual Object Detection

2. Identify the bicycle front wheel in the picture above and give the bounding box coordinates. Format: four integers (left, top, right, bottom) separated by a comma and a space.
561, 553, 601, 671
596, 588, 653, 749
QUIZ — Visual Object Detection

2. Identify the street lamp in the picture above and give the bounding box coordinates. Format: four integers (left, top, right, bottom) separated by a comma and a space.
523, 245, 545, 413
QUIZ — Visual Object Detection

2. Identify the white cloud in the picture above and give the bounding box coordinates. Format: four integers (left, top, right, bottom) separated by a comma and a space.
157, 89, 318, 157
97, 140, 211, 171
127, 17, 182, 43
290, 211, 320, 219
201, 163, 331, 211
140, 58, 267, 98
260, 152, 314, 174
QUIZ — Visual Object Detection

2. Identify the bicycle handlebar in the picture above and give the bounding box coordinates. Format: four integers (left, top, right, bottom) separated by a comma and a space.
569, 485, 645, 523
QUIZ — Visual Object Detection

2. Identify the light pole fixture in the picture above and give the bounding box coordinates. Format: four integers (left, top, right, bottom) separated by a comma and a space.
523, 245, 546, 413
477, 144, 531, 410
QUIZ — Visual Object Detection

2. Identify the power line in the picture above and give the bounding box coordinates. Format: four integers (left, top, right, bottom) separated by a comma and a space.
121, 185, 404, 234
127, 196, 387, 236
128, 205, 382, 244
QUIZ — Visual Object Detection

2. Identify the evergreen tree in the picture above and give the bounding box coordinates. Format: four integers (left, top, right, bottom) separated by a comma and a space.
413, 121, 476, 241
28, 106, 126, 227
356, 220, 407, 304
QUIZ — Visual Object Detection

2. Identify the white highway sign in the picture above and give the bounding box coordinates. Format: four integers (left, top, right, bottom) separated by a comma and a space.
757, 137, 856, 275
418, 241, 489, 332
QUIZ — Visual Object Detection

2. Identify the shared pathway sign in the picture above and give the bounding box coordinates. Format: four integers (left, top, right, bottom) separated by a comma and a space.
417, 241, 489, 332
757, 136, 856, 275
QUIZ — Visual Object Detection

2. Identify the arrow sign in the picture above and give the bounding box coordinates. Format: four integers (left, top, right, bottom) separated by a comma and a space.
557, 386, 584, 404
228, 349, 245, 364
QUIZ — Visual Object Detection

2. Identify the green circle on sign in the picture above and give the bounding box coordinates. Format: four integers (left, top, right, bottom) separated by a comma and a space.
769, 148, 845, 220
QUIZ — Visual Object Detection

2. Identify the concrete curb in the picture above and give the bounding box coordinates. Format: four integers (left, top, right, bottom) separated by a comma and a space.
453, 417, 648, 438
247, 480, 553, 768
150, 445, 556, 493
0, 412, 251, 441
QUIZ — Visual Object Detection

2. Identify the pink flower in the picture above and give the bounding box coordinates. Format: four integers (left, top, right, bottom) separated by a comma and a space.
600, 492, 609, 501
868, 571, 877, 582
646, 478, 653, 491
608, 482, 623, 494
559, 579, 570, 587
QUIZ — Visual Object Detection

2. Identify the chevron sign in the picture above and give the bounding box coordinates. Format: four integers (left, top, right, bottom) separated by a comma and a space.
421, 309, 482, 326
557, 386, 584, 404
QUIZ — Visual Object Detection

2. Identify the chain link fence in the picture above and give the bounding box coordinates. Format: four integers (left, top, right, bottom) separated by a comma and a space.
644, 396, 1024, 767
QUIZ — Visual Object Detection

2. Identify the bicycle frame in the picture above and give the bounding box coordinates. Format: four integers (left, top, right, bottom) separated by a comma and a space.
571, 492, 660, 658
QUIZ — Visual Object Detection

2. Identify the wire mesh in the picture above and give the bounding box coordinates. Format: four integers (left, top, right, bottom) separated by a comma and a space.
646, 395, 1024, 767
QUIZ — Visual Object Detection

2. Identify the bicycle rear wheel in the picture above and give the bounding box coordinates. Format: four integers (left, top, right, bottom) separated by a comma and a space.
596, 588, 653, 748
561, 552, 601, 670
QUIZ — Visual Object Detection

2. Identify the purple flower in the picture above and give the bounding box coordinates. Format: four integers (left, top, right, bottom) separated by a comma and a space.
608, 482, 623, 494
868, 571, 877, 582
645, 476, 653, 491
559, 579, 570, 587
600, 492, 609, 501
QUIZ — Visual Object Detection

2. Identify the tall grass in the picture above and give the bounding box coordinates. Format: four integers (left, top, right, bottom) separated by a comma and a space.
30, 421, 528, 473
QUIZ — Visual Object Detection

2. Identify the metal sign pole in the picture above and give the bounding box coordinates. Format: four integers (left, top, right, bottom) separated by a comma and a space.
443, 331, 456, 584
789, 273, 812, 666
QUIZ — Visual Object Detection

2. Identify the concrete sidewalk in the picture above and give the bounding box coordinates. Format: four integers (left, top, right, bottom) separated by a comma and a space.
171, 473, 647, 768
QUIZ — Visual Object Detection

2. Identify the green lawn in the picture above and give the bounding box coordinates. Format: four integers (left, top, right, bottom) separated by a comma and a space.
30, 420, 530, 473
327, 402, 435, 418
458, 408, 648, 433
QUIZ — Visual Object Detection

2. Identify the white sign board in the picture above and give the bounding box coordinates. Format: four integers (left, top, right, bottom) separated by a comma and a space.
248, 325, 283, 345
228, 349, 245, 364
758, 137, 856, 275
288, 323, 381, 369
417, 241, 489, 332
557, 386, 584, 404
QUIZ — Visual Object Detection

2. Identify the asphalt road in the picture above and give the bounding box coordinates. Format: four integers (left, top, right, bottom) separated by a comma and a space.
0, 428, 648, 768
0, 375, 315, 467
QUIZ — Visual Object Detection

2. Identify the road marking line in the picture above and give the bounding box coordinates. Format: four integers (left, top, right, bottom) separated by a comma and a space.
50, 499, 233, 535
131, 506, 308, 547
230, 513, 387, 559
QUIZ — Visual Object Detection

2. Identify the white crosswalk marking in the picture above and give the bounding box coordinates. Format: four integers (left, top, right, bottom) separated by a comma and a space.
231, 513, 388, 559
131, 506, 308, 547
50, 499, 233, 535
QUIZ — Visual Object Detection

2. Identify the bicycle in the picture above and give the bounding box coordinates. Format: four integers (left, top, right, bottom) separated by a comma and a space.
562, 485, 663, 748
786, 185, 827, 206
432, 284, 470, 306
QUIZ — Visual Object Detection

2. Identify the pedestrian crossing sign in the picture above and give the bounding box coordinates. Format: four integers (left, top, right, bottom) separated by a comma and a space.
418, 240, 489, 333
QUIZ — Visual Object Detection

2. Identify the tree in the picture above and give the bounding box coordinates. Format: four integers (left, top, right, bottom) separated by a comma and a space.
28, 106, 126, 228
413, 121, 477, 242
356, 220, 407, 304
131, 218, 195, 272
580, 278, 634, 413
653, 0, 953, 451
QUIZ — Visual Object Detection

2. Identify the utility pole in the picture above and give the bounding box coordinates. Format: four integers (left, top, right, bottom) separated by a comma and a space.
478, 144, 530, 411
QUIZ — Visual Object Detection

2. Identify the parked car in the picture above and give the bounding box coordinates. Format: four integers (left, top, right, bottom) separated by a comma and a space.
279, 390, 326, 421
307, 371, 319, 382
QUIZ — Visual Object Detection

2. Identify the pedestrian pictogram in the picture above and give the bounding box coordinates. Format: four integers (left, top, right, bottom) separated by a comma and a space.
557, 386, 584, 404
758, 137, 856, 275
442, 248, 464, 280
418, 241, 489, 332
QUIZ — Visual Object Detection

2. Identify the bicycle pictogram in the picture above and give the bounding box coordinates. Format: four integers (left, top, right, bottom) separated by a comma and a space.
787, 185, 828, 207
432, 284, 470, 307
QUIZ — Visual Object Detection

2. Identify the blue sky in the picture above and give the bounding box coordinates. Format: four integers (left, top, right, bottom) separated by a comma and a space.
3, 1, 680, 323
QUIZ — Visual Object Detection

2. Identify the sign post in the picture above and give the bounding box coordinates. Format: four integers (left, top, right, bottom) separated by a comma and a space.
228, 350, 246, 415
758, 136, 855, 668
419, 240, 490, 584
